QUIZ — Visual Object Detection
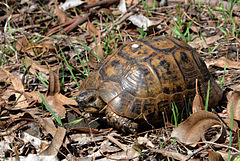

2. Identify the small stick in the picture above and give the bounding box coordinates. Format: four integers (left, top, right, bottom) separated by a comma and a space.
106, 135, 127, 151
0, 121, 27, 136
84, 0, 120, 9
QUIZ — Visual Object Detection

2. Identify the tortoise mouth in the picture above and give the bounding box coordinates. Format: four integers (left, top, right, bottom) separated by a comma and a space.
83, 106, 102, 113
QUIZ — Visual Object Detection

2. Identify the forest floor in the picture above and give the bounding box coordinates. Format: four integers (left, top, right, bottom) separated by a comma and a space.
1, 0, 240, 160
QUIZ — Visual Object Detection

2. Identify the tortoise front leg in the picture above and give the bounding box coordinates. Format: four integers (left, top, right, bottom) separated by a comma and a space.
105, 107, 138, 133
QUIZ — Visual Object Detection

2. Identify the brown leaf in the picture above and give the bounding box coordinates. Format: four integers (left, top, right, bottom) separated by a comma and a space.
24, 91, 42, 103
25, 56, 49, 75
2, 69, 28, 109
45, 94, 66, 118
87, 0, 97, 5
209, 151, 224, 161
28, 110, 57, 137
2, 69, 24, 93
227, 91, 240, 121
47, 68, 60, 96
207, 57, 240, 69
44, 69, 77, 118
55, 4, 69, 24
40, 126, 66, 156
0, 69, 8, 81
192, 79, 204, 113
55, 93, 78, 106
89, 43, 104, 68
87, 18, 98, 37
98, 8, 113, 16
171, 111, 224, 146
126, 0, 138, 7
39, 41, 56, 51
188, 35, 222, 48
15, 37, 31, 53
190, 25, 200, 33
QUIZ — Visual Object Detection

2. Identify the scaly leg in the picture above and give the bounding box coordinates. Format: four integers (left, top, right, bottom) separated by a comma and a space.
105, 107, 138, 133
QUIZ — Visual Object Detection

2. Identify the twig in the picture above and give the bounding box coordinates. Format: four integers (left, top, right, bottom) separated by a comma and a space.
0, 121, 27, 136
150, 148, 201, 161
198, 141, 240, 153
101, 0, 141, 39
84, 0, 120, 9
183, 145, 207, 161
106, 135, 127, 151
45, 14, 89, 36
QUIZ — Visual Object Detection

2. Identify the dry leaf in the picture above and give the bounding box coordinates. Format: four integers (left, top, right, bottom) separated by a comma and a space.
207, 57, 240, 69
40, 126, 66, 156
44, 69, 77, 118
227, 91, 240, 121
188, 35, 222, 48
137, 136, 155, 148
89, 43, 104, 68
59, 0, 85, 11
47, 69, 60, 96
27, 110, 57, 137
22, 132, 49, 153
118, 0, 159, 30
40, 118, 58, 137
87, 19, 98, 37
190, 25, 200, 33
2, 69, 24, 93
125, 0, 138, 7
98, 8, 113, 17
0, 69, 8, 81
171, 111, 224, 146
45, 69, 66, 118
25, 56, 49, 75
128, 14, 155, 31
15, 37, 31, 53
55, 4, 69, 24
100, 140, 121, 153
2, 69, 28, 109
192, 79, 204, 113
209, 151, 224, 161
100, 145, 140, 160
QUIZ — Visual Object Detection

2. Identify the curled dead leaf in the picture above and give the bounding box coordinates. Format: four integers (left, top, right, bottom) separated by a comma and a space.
44, 69, 77, 118
171, 111, 226, 146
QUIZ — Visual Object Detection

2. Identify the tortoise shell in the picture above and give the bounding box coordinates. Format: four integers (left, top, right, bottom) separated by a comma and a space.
81, 36, 222, 126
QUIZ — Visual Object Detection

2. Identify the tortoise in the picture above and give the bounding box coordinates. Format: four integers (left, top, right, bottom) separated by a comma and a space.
77, 36, 223, 133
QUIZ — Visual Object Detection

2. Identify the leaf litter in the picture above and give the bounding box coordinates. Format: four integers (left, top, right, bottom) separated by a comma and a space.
1, 0, 240, 160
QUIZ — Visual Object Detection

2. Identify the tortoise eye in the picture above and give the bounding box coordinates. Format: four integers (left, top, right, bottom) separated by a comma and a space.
88, 96, 97, 103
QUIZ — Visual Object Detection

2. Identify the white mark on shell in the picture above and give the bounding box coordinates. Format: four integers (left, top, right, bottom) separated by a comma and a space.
131, 44, 139, 48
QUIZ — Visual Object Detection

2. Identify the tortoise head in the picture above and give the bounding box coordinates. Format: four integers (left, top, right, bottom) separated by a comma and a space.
76, 90, 106, 113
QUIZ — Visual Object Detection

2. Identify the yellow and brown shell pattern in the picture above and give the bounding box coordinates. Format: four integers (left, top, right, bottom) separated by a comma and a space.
81, 36, 222, 130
